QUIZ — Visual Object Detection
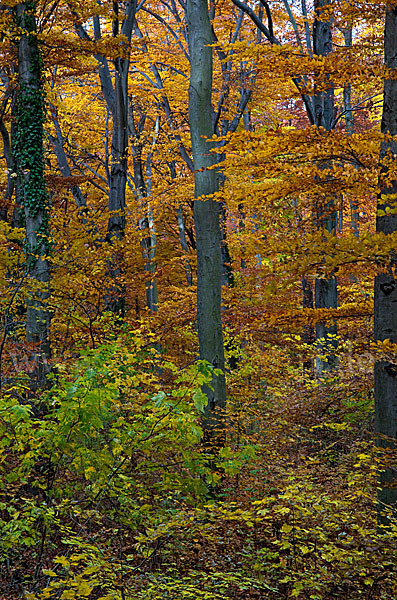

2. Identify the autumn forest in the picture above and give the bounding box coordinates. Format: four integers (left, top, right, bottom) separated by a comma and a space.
1, 0, 397, 598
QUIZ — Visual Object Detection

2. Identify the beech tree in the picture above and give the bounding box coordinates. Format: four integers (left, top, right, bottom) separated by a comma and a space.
229, 0, 339, 373
375, 0, 397, 519
187, 0, 226, 440
4, 2, 397, 598
312, 0, 338, 373
14, 0, 50, 388
72, 0, 137, 313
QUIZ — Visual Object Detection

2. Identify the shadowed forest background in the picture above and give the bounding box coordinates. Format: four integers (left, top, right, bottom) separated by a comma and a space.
1, 0, 397, 598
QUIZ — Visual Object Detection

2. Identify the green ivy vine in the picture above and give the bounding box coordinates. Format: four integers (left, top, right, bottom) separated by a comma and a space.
13, 0, 50, 269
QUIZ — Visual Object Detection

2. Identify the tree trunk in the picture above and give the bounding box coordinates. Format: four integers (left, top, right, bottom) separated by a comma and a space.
374, 3, 397, 522
49, 108, 87, 213
171, 158, 193, 287
313, 0, 338, 374
105, 0, 136, 314
176, 205, 193, 286
342, 25, 360, 239
107, 57, 128, 243
107, 0, 136, 240
14, 0, 50, 388
187, 0, 226, 441
129, 108, 159, 313
141, 153, 158, 314
0, 97, 15, 222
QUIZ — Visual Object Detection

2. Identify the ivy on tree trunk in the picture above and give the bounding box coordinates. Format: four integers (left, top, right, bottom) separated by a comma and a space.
14, 0, 50, 389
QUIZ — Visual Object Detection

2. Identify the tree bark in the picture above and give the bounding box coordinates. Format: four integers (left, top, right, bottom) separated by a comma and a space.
313, 0, 338, 374
106, 1, 137, 313
72, 2, 136, 314
374, 2, 397, 522
0, 92, 15, 222
342, 25, 360, 238
14, 0, 50, 388
107, 0, 136, 242
187, 0, 226, 441
129, 107, 159, 313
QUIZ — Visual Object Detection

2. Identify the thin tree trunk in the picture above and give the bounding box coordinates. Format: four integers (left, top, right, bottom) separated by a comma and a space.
169, 160, 194, 286
374, 3, 397, 523
129, 109, 159, 313
292, 197, 315, 370
187, 0, 226, 441
48, 108, 87, 212
342, 25, 359, 238
142, 121, 159, 314
107, 56, 128, 243
176, 205, 193, 286
0, 92, 15, 221
14, 0, 50, 388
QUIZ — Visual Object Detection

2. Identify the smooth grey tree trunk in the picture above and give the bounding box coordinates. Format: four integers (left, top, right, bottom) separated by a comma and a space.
313, 0, 338, 374
15, 1, 50, 388
142, 138, 159, 314
342, 26, 359, 239
374, 3, 397, 522
187, 0, 226, 441
129, 108, 159, 313
107, 52, 128, 242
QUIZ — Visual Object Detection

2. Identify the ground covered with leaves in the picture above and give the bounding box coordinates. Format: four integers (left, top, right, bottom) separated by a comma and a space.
0, 327, 396, 600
